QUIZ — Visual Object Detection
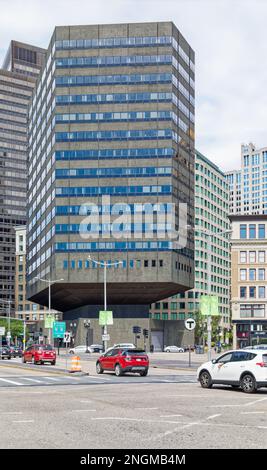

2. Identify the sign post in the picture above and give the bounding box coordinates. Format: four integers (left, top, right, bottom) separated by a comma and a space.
184, 318, 196, 368
0, 327, 5, 353
53, 321, 66, 355
63, 331, 71, 372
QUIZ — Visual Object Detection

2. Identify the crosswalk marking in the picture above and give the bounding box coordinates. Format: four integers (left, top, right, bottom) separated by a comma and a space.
22, 378, 49, 384
0, 378, 25, 386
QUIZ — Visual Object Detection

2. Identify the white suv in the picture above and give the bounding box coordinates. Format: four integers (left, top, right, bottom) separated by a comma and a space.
197, 349, 267, 393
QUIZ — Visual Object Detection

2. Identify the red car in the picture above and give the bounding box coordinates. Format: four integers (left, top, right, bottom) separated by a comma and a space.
96, 348, 149, 376
22, 344, 56, 365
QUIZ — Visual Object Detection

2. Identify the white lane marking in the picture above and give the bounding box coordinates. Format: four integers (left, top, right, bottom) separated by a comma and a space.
71, 409, 96, 412
160, 414, 183, 418
245, 397, 267, 407
22, 378, 47, 384
64, 376, 81, 380
91, 417, 184, 424
12, 420, 34, 424
0, 378, 25, 386
80, 400, 93, 403
1, 412, 23, 415
43, 377, 61, 381
90, 376, 111, 380
258, 426, 267, 429
134, 407, 158, 410
206, 414, 221, 420
242, 411, 265, 415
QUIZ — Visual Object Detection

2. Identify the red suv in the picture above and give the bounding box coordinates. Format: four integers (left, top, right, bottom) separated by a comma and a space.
22, 344, 56, 365
96, 348, 149, 376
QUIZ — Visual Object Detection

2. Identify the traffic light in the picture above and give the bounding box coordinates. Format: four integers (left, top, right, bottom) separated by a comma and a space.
133, 325, 141, 334
143, 329, 149, 338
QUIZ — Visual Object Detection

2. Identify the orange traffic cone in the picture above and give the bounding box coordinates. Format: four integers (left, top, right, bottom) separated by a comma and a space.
70, 355, 82, 373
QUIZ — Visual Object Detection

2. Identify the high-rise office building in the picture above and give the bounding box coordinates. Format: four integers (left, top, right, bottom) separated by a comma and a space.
14, 226, 61, 322
0, 41, 46, 310
226, 142, 267, 215
150, 150, 231, 334
27, 22, 195, 346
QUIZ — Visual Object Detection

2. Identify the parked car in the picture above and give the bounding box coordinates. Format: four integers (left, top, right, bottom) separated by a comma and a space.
197, 349, 267, 393
243, 344, 267, 350
88, 344, 103, 353
96, 348, 149, 376
10, 346, 23, 358
68, 345, 88, 354
164, 345, 184, 353
106, 343, 136, 353
0, 346, 11, 360
22, 344, 56, 365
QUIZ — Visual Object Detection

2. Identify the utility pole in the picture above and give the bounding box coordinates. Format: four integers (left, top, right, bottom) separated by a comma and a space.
34, 277, 64, 344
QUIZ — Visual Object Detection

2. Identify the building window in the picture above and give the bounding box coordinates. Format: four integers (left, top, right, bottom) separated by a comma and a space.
240, 269, 247, 281
71, 260, 75, 269
152, 260, 156, 267
258, 251, 265, 263
159, 260, 163, 267
249, 251, 256, 263
258, 224, 266, 239
78, 260, 83, 269
240, 224, 247, 239
154, 313, 160, 320
162, 312, 168, 320
144, 260, 149, 267
249, 224, 256, 239
259, 286, 265, 298
155, 302, 160, 310
249, 269, 256, 281
162, 302, 168, 309
171, 313, 177, 320
258, 268, 265, 281
249, 287, 256, 298
63, 260, 68, 269
240, 287, 247, 298
240, 251, 247, 263
85, 260, 90, 269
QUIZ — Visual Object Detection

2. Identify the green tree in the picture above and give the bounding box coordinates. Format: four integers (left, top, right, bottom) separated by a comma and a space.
0, 319, 23, 340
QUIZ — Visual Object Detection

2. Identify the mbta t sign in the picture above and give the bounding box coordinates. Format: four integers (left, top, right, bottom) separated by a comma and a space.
184, 318, 196, 331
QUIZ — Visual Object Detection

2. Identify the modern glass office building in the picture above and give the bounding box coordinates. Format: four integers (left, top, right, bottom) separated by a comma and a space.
226, 142, 267, 215
150, 150, 231, 334
0, 41, 46, 310
27, 22, 195, 323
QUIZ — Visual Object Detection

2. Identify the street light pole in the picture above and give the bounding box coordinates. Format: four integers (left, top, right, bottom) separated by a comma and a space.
34, 276, 64, 345
88, 256, 123, 352
1, 300, 12, 346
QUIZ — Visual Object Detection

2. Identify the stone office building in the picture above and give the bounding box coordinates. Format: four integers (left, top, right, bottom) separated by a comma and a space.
27, 22, 195, 349
0, 41, 46, 312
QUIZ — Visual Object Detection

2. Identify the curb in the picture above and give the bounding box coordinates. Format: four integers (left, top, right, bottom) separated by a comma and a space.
0, 361, 89, 376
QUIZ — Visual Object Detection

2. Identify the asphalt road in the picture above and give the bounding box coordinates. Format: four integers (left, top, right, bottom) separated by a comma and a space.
0, 362, 267, 449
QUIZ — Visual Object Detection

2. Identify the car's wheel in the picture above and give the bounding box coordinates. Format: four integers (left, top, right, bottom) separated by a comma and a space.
140, 369, 148, 377
240, 374, 257, 394
199, 370, 213, 389
51, 361, 56, 366
115, 364, 123, 377
8, 357, 11, 360
96, 362, 103, 374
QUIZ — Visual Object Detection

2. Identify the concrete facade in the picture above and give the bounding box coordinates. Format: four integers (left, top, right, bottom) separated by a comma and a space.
27, 22, 195, 316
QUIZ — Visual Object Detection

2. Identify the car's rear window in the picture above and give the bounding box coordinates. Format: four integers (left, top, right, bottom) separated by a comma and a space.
40, 345, 53, 351
122, 349, 146, 356
263, 354, 267, 364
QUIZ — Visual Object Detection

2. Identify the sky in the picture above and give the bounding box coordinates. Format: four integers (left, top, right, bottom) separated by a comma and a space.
0, 0, 267, 171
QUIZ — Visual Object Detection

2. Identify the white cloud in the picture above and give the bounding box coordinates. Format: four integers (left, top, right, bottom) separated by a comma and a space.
1, 0, 267, 170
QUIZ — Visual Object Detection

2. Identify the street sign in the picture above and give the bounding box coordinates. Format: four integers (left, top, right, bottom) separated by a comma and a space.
53, 321, 66, 338
185, 318, 196, 331
99, 311, 113, 326
0, 327, 5, 335
200, 295, 219, 316
102, 334, 110, 341
63, 332, 71, 343
45, 314, 55, 328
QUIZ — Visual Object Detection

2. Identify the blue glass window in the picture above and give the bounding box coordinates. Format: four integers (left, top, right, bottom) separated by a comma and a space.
258, 224, 265, 239
240, 224, 247, 239
63, 260, 68, 269
240, 287, 246, 298
249, 287, 256, 298
249, 224, 256, 239
71, 260, 75, 269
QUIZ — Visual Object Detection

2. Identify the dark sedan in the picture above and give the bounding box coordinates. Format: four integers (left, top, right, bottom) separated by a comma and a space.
0, 346, 11, 360
10, 346, 23, 358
